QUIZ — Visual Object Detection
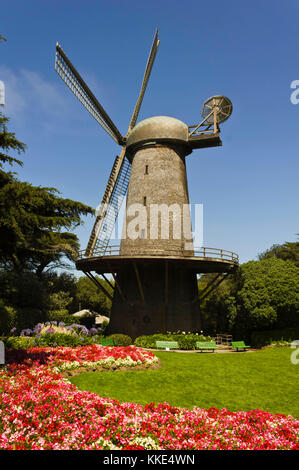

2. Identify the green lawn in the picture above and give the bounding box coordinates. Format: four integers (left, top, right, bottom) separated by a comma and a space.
71, 347, 299, 418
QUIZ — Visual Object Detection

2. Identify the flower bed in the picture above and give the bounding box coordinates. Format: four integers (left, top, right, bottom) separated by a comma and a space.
4, 344, 158, 373
0, 345, 298, 450
5, 321, 133, 349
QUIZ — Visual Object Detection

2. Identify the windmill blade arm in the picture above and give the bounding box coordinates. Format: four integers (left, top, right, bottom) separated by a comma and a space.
55, 43, 124, 145
85, 149, 131, 257
128, 29, 160, 131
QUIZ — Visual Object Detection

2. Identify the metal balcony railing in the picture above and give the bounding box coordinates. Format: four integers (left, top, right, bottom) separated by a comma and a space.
77, 245, 239, 264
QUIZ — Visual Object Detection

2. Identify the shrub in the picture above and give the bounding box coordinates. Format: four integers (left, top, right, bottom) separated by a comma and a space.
4, 336, 35, 349
48, 310, 100, 330
106, 334, 132, 347
176, 334, 199, 350
36, 333, 77, 347
3, 321, 105, 349
15, 307, 48, 332
29, 321, 103, 337
47, 311, 76, 326
134, 334, 169, 349
251, 327, 299, 348
4, 333, 105, 349
134, 333, 212, 350
0, 301, 16, 336
34, 333, 100, 347
77, 315, 98, 330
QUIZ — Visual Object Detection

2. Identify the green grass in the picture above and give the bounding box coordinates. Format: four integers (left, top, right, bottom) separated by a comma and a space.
71, 347, 299, 418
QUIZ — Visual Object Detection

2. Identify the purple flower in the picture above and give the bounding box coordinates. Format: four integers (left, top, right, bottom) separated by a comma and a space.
45, 328, 55, 334
33, 323, 42, 334
20, 329, 33, 337
79, 326, 89, 336
89, 328, 98, 337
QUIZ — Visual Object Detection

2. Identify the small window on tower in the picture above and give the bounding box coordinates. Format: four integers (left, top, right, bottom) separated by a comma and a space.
145, 165, 149, 175
143, 196, 147, 206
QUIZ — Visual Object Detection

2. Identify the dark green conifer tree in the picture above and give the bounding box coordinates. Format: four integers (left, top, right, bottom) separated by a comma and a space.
0, 112, 94, 274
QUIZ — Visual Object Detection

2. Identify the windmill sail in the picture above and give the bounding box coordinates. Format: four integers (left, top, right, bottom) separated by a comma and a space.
128, 28, 160, 130
55, 43, 124, 145
85, 152, 131, 256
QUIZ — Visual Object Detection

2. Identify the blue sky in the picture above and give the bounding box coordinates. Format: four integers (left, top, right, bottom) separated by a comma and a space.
1, 0, 299, 266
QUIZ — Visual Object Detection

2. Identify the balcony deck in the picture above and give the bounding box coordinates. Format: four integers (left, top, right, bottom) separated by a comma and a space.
76, 245, 239, 274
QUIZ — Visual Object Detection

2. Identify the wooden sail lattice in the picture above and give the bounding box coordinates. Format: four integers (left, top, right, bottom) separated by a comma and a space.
87, 156, 131, 256
55, 43, 124, 145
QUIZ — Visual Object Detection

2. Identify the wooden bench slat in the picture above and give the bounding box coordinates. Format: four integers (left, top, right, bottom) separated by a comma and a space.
195, 341, 217, 352
231, 341, 250, 351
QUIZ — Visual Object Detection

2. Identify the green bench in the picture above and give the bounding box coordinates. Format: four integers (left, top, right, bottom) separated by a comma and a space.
100, 338, 114, 347
156, 341, 179, 350
195, 341, 218, 352
231, 341, 250, 351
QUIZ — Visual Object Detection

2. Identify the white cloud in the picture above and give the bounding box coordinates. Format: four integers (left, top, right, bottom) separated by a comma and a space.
0, 66, 27, 115
0, 65, 71, 119
0, 65, 108, 131
0, 64, 119, 146
21, 69, 71, 116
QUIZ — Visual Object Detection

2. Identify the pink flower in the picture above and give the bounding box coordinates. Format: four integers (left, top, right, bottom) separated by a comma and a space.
0, 345, 298, 450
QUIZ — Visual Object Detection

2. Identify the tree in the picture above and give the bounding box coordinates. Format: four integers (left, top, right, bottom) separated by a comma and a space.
0, 113, 94, 274
0, 112, 96, 331
235, 258, 299, 333
258, 237, 299, 267
0, 182, 94, 274
198, 273, 237, 335
200, 258, 299, 339
75, 276, 113, 316
0, 113, 25, 169
0, 270, 50, 332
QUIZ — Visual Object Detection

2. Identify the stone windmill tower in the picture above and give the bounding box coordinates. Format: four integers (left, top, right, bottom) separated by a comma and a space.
55, 30, 238, 339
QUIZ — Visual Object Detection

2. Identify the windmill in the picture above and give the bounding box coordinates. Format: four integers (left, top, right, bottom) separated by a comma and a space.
55, 30, 238, 339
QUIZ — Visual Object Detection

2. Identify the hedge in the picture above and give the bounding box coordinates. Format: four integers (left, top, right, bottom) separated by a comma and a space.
1, 333, 132, 349
134, 333, 212, 350
106, 334, 132, 347
251, 327, 299, 348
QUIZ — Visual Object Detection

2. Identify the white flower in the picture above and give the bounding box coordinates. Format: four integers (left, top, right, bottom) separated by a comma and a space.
131, 436, 161, 450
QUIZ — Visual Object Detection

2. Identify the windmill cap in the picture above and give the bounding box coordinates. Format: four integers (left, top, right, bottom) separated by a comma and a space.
126, 116, 189, 151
